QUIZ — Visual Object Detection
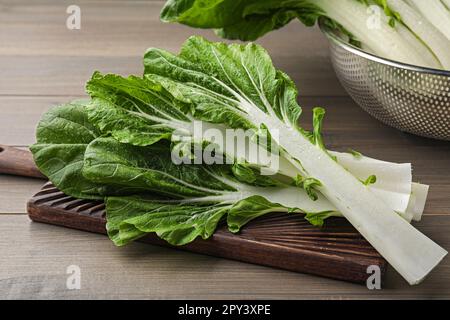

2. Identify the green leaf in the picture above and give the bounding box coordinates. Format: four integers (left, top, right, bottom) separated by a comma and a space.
231, 162, 280, 187
227, 195, 288, 233
160, 0, 323, 41
30, 101, 108, 199
294, 175, 322, 201
305, 211, 337, 227
144, 36, 305, 134
362, 175, 377, 186
106, 195, 229, 246
107, 191, 333, 246
161, 0, 243, 28
312, 107, 326, 150
83, 137, 236, 198
86, 72, 190, 147
348, 149, 363, 159
227, 195, 338, 232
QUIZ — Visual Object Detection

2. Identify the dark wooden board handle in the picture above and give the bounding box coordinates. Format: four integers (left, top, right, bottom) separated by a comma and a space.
0, 145, 46, 179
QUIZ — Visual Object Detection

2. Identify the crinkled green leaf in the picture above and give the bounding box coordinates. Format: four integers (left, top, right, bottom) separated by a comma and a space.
231, 162, 280, 187
30, 101, 108, 199
106, 195, 229, 246
305, 211, 337, 227
83, 137, 236, 198
86, 72, 190, 147
227, 195, 290, 233
87, 137, 334, 246
294, 175, 322, 201
160, 0, 323, 41
144, 36, 305, 134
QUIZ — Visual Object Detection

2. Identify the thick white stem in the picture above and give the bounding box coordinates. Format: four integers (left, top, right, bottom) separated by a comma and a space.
330, 151, 412, 212
408, 0, 450, 41
387, 0, 450, 69
443, 0, 450, 10
245, 104, 447, 285
409, 183, 430, 222
315, 0, 440, 68
189, 120, 423, 219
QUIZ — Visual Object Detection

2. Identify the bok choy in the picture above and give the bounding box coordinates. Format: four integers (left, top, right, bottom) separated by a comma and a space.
86, 72, 425, 222
141, 36, 447, 284
160, 0, 450, 70
30, 37, 446, 285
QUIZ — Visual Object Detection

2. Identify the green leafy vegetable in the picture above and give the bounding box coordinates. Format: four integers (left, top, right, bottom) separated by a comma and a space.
142, 36, 447, 285
30, 36, 445, 285
32, 100, 421, 246
87, 71, 421, 220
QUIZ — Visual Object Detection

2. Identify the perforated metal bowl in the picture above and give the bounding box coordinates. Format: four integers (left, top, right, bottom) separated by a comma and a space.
319, 22, 450, 141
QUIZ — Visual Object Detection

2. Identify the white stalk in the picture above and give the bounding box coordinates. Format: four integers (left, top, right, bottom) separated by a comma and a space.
178, 121, 426, 222
409, 183, 430, 222
330, 151, 412, 212
396, 21, 443, 68
408, 0, 450, 41
187, 120, 425, 220
387, 0, 450, 69
443, 0, 450, 10
288, 150, 423, 220
183, 172, 427, 224
315, 0, 441, 68
241, 101, 446, 285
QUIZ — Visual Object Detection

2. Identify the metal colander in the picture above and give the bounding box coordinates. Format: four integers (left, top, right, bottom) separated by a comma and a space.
319, 22, 450, 141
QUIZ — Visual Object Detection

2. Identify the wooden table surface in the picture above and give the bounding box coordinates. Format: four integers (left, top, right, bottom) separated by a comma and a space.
1, 0, 449, 299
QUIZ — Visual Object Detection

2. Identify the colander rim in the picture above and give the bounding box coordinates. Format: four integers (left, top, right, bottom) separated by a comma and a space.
318, 19, 450, 77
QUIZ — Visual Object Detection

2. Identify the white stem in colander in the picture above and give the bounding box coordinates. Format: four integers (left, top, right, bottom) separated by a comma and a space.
442, 0, 450, 10
407, 0, 450, 41
387, 0, 450, 69
314, 0, 441, 69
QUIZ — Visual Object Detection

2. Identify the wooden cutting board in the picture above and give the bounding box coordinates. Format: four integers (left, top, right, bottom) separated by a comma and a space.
0, 144, 387, 284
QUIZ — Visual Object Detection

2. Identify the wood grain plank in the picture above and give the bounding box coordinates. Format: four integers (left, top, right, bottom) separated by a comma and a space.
27, 184, 388, 284
0, 0, 343, 96
0, 215, 448, 299
0, 96, 80, 146
0, 175, 44, 213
